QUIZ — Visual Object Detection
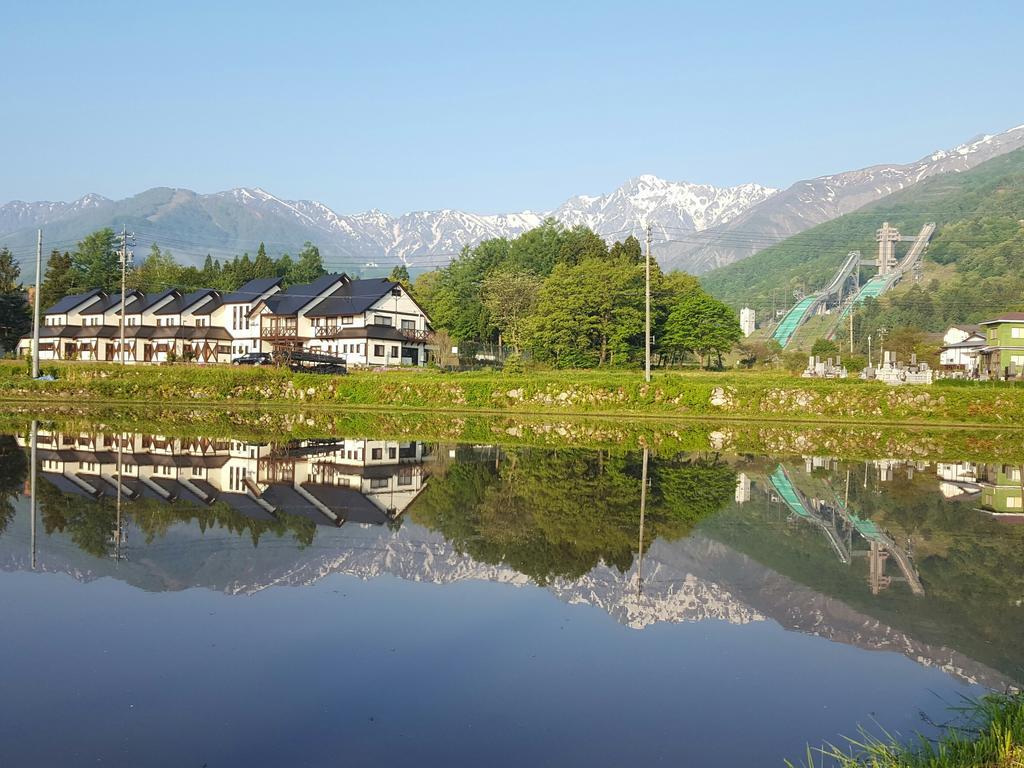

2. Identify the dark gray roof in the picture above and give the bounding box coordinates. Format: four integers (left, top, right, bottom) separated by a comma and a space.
154, 289, 220, 315
218, 493, 277, 521
75, 324, 121, 338
88, 291, 145, 314
222, 277, 283, 304
260, 274, 346, 316
38, 325, 79, 338
305, 279, 397, 317
138, 288, 179, 313
43, 289, 104, 315
301, 484, 389, 524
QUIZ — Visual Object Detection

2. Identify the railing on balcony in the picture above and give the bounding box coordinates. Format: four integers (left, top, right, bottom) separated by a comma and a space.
314, 325, 344, 339
261, 320, 298, 338
400, 328, 433, 342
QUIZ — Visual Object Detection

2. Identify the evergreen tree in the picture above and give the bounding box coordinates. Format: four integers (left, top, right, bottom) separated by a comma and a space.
252, 242, 276, 279
388, 264, 411, 287
40, 249, 78, 308
286, 242, 326, 285
0, 248, 29, 353
0, 247, 21, 293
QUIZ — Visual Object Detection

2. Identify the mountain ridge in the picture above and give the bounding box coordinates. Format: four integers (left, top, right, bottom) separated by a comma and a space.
3, 123, 1023, 274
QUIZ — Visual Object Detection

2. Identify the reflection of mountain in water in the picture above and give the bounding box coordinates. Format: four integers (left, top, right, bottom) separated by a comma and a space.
0, 506, 1009, 690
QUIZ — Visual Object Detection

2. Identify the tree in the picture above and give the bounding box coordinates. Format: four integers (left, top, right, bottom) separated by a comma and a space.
0, 247, 21, 293
526, 255, 645, 367
609, 235, 643, 265
252, 242, 276, 280
388, 264, 411, 288
0, 249, 29, 353
662, 291, 742, 368
811, 337, 840, 359
286, 242, 326, 285
72, 228, 120, 291
132, 243, 180, 293
40, 249, 78, 308
481, 269, 541, 350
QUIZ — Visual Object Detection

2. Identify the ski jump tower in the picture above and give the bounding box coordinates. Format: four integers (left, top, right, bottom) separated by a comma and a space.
876, 222, 901, 276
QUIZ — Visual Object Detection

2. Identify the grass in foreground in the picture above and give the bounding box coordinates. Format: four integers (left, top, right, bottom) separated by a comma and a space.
790, 694, 1024, 767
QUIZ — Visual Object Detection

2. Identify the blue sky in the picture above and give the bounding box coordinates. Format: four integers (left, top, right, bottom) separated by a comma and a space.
2, 0, 1022, 214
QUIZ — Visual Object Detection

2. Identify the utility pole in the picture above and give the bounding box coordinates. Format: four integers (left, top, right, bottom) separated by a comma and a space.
644, 224, 652, 383
31, 230, 42, 379
849, 310, 854, 355
868, 335, 873, 368
117, 227, 134, 365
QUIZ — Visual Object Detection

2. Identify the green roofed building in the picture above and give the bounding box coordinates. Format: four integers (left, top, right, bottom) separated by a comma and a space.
978, 312, 1024, 380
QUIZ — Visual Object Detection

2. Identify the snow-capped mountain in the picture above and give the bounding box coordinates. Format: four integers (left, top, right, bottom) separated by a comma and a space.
2, 518, 1009, 689
2, 123, 1022, 274
666, 123, 1024, 272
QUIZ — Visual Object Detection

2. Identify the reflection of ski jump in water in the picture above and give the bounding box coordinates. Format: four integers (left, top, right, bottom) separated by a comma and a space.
768, 465, 924, 596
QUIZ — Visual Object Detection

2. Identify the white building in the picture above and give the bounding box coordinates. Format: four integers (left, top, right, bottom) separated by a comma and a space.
18, 274, 432, 367
251, 274, 432, 366
939, 325, 985, 377
740, 307, 755, 337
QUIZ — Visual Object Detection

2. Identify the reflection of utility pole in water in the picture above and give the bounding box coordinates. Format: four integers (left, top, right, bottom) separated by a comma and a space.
114, 437, 123, 563
636, 446, 649, 598
29, 420, 37, 570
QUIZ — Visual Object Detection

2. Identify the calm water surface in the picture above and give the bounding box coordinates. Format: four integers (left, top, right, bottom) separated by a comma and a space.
0, 425, 1021, 767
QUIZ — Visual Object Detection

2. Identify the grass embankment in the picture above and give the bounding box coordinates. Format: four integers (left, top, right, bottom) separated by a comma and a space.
791, 694, 1024, 767
2, 361, 1023, 426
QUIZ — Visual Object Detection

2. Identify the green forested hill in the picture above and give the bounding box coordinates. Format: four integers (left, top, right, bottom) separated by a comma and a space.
701, 147, 1024, 328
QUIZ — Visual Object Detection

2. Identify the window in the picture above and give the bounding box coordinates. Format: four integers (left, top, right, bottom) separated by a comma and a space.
371, 448, 382, 460
1010, 355, 1024, 368
374, 344, 385, 357
390, 346, 399, 358
1007, 496, 1023, 509
401, 319, 415, 330
388, 447, 397, 460
196, 318, 207, 327
398, 470, 413, 486
370, 477, 389, 489
342, 315, 353, 325
1012, 327, 1024, 339
373, 315, 393, 326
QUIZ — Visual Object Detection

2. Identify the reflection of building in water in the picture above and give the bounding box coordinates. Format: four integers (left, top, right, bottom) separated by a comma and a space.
803, 456, 837, 474
19, 431, 431, 526
977, 464, 1024, 520
734, 473, 750, 504
935, 462, 981, 499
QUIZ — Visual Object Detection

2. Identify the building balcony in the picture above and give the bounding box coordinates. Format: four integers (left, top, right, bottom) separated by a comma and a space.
260, 324, 298, 339
399, 328, 433, 342
314, 325, 346, 339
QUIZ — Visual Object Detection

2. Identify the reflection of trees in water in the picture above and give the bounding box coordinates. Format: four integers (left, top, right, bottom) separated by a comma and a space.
37, 478, 316, 559
0, 435, 28, 535
411, 448, 736, 584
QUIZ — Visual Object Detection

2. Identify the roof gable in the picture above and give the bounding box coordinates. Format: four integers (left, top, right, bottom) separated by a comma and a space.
222, 277, 283, 304
259, 274, 349, 316
43, 289, 105, 316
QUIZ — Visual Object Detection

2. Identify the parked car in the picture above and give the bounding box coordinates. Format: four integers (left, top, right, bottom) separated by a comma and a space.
231, 352, 272, 366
